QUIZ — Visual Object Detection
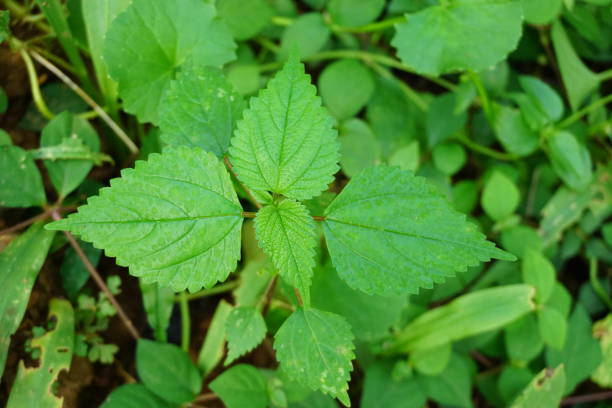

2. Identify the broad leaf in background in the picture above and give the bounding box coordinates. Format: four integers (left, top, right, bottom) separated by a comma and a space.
323, 166, 515, 296
0, 223, 56, 378
6, 299, 74, 408
136, 339, 201, 405
41, 111, 100, 197
279, 13, 330, 60
229, 55, 339, 200
505, 314, 544, 363
225, 306, 267, 364
481, 170, 520, 221
538, 306, 567, 350
47, 147, 243, 292
274, 308, 355, 406
392, 0, 523, 75
546, 304, 602, 393
318, 59, 375, 120
255, 199, 316, 305
510, 365, 565, 408
159, 61, 245, 157
551, 21, 600, 111
411, 342, 452, 375
592, 314, 612, 387
360, 360, 426, 408
432, 143, 466, 176
540, 186, 591, 246
518, 76, 564, 124
59, 240, 101, 300
421, 352, 473, 408
0, 145, 46, 207
522, 249, 555, 304
521, 0, 563, 24
0, 10, 9, 43
103, 0, 235, 123
198, 300, 232, 376
100, 384, 172, 408
210, 364, 268, 408
139, 281, 174, 342
328, 0, 386, 27
493, 105, 539, 156
216, 0, 273, 40
311, 262, 406, 341
547, 131, 593, 191
498, 366, 534, 404
388, 285, 535, 353
338, 119, 380, 178
426, 93, 468, 147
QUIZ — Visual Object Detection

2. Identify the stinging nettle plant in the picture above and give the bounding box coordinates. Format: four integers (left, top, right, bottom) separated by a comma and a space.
47, 53, 515, 405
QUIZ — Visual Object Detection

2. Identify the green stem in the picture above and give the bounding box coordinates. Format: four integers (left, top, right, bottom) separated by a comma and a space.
369, 62, 428, 111
2, 0, 51, 32
456, 135, 518, 161
558, 94, 612, 129
270, 16, 292, 26
589, 257, 612, 311
177, 280, 240, 302
179, 291, 191, 352
19, 47, 54, 119
331, 15, 406, 33
598, 69, 612, 82
468, 70, 493, 122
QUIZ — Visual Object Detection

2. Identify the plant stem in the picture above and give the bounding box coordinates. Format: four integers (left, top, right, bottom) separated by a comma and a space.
258, 275, 278, 315
177, 280, 240, 302
0, 209, 52, 236
468, 70, 493, 122
589, 257, 612, 311
179, 291, 191, 352
2, 0, 51, 33
293, 288, 304, 307
243, 211, 325, 222
51, 210, 140, 340
224, 156, 263, 209
331, 15, 406, 33
456, 135, 518, 161
561, 391, 612, 406
19, 48, 54, 120
270, 16, 292, 26
28, 50, 139, 154
369, 62, 427, 111
598, 69, 612, 82
557, 93, 612, 129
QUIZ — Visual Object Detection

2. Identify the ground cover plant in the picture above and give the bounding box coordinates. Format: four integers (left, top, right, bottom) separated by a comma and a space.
0, 0, 611, 407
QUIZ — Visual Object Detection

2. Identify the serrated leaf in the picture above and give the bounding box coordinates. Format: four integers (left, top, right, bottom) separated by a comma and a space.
6, 299, 74, 408
209, 364, 269, 408
392, 0, 523, 75
225, 306, 267, 364
159, 61, 246, 157
254, 199, 316, 305
0, 223, 56, 379
229, 54, 339, 201
40, 111, 101, 197
47, 146, 243, 292
0, 145, 46, 207
274, 308, 355, 406
103, 0, 236, 123
323, 166, 515, 296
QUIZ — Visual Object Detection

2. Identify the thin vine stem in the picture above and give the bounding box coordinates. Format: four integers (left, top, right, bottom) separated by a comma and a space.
177, 280, 240, 302
0, 210, 52, 236
598, 69, 612, 82
19, 48, 54, 120
467, 70, 493, 122
557, 93, 612, 129
589, 257, 612, 311
270, 14, 406, 34
456, 135, 518, 161
179, 291, 191, 352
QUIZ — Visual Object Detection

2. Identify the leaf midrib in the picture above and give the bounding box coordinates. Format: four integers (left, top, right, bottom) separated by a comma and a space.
66, 213, 240, 226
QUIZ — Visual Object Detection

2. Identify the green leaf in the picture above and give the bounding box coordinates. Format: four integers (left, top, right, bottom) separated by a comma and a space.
426, 93, 468, 147
311, 262, 406, 341
498, 366, 533, 404
103, 0, 236, 123
0, 145, 46, 207
546, 304, 602, 393
493, 105, 539, 156
225, 306, 267, 364
139, 281, 175, 342
0, 10, 9, 43
279, 13, 331, 60
452, 180, 478, 214
254, 199, 316, 305
505, 314, 544, 363
137, 339, 202, 405
6, 299, 74, 408
30, 138, 112, 165
59, 240, 101, 300
217, 0, 273, 40
388, 285, 535, 353
323, 166, 514, 296
339, 119, 380, 178
274, 308, 355, 405
522, 250, 556, 304
318, 59, 374, 120
328, 0, 386, 27
540, 186, 591, 246
511, 365, 566, 408
46, 146, 243, 292
0, 223, 56, 378
521, 0, 562, 24
101, 384, 172, 408
209, 364, 269, 408
229, 55, 339, 200
389, 141, 420, 173
392, 0, 523, 75
198, 300, 233, 376
411, 342, 452, 376
592, 314, 612, 387
421, 352, 473, 408
518, 76, 564, 123
551, 21, 600, 111
360, 360, 427, 408
538, 306, 567, 350
547, 130, 593, 191
40, 111, 100, 197
0, 87, 7, 115
159, 61, 246, 157
432, 142, 466, 175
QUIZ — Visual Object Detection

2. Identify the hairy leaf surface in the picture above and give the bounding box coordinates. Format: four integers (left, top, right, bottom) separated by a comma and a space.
323, 166, 515, 296
229, 55, 339, 200
274, 308, 354, 406
225, 306, 267, 365
159, 61, 245, 157
47, 146, 243, 292
254, 199, 316, 305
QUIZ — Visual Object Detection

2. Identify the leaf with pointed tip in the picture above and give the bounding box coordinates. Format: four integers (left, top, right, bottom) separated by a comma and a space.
46, 146, 243, 292
159, 61, 246, 157
274, 308, 354, 406
229, 55, 339, 200
0, 145, 46, 208
254, 199, 316, 305
225, 306, 267, 365
323, 166, 515, 296
103, 0, 235, 123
